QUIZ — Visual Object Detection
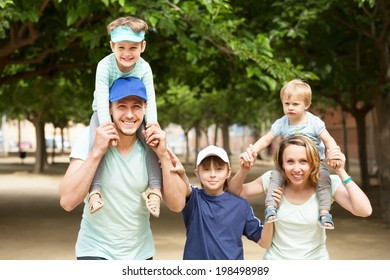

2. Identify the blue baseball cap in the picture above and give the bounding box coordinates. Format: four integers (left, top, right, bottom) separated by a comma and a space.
110, 26, 145, 43
109, 77, 147, 102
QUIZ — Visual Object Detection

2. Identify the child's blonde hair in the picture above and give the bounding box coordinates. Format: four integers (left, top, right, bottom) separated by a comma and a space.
280, 79, 312, 106
107, 16, 148, 34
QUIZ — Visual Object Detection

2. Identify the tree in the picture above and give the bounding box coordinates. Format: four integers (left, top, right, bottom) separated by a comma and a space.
1, 0, 313, 172
263, 0, 390, 222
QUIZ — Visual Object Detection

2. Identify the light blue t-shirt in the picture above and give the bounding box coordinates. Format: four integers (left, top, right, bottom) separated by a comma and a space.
271, 111, 326, 159
92, 53, 157, 124
261, 170, 341, 260
70, 127, 154, 260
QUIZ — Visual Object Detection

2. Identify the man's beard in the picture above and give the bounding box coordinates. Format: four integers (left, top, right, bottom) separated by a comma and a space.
117, 127, 137, 137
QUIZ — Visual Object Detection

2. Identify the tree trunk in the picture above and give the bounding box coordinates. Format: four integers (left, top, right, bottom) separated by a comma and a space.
213, 124, 218, 145
341, 112, 349, 172
60, 127, 65, 154
184, 130, 189, 164
353, 111, 370, 189
204, 129, 209, 146
194, 123, 200, 155
374, 93, 390, 223
221, 121, 230, 155
33, 119, 46, 174
51, 127, 56, 164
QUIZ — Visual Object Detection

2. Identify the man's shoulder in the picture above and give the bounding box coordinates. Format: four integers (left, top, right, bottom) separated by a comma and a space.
69, 126, 90, 160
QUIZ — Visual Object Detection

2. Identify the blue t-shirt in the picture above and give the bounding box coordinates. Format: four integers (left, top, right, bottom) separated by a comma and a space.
182, 186, 263, 260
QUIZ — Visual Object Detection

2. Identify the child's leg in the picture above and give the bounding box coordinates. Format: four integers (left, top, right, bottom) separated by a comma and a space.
88, 112, 104, 214
265, 166, 284, 222
137, 122, 162, 218
317, 160, 334, 229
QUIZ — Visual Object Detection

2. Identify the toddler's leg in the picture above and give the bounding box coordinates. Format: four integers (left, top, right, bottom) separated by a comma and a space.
137, 122, 162, 218
317, 160, 334, 229
265, 167, 284, 223
88, 112, 104, 214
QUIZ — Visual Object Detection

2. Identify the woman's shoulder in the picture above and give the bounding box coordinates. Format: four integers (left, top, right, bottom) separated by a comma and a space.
260, 170, 273, 191
329, 175, 342, 195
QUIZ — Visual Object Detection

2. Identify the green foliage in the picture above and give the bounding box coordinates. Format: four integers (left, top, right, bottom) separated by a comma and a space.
0, 0, 318, 141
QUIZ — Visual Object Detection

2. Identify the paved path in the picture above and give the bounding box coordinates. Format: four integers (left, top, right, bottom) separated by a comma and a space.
0, 155, 389, 260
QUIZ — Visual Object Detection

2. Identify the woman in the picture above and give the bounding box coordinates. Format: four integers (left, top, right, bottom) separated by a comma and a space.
228, 135, 372, 259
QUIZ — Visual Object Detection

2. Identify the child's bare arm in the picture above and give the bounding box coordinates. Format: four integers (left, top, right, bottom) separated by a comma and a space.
320, 128, 341, 168
240, 131, 275, 168
252, 131, 276, 153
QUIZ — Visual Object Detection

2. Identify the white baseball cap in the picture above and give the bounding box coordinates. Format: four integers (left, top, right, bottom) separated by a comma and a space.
196, 145, 230, 167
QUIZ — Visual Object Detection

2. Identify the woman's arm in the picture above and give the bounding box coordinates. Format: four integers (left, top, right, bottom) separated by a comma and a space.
328, 148, 372, 217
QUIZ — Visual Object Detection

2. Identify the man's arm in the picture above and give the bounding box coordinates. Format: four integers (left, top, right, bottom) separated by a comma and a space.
59, 122, 118, 211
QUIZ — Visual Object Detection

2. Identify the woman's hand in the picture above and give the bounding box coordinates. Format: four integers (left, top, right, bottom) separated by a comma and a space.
327, 146, 346, 174
272, 188, 284, 208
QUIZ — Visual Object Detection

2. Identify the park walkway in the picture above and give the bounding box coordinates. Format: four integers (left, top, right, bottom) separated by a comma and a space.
0, 154, 389, 260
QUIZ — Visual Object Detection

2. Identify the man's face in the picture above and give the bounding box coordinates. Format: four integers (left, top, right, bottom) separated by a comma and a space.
110, 96, 146, 137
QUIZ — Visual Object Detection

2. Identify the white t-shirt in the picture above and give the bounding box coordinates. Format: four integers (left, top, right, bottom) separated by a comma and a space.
261, 170, 341, 260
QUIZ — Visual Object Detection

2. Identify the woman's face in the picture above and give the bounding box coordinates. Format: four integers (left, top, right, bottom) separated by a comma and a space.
282, 144, 311, 185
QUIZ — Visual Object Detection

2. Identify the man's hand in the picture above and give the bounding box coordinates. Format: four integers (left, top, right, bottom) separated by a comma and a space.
144, 122, 168, 156
144, 122, 160, 147
93, 122, 119, 155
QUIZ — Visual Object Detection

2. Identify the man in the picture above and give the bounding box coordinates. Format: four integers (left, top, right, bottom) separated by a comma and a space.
59, 77, 185, 260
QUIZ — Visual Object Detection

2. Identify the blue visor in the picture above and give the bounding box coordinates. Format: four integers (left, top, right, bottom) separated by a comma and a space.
110, 26, 145, 43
